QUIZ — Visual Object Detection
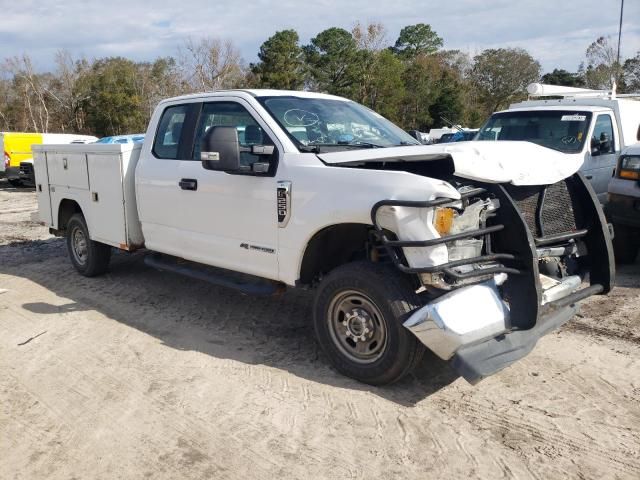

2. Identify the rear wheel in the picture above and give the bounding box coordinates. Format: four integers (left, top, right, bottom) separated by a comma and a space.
66, 213, 111, 276
612, 224, 639, 264
313, 262, 425, 385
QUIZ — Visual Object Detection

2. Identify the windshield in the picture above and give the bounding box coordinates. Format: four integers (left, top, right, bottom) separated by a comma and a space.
258, 96, 420, 152
476, 110, 593, 153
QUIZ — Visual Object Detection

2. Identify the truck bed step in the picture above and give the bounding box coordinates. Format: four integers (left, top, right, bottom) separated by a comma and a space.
144, 253, 285, 296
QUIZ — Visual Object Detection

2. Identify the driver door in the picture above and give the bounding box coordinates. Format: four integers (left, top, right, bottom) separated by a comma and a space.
136, 99, 280, 280
588, 114, 618, 202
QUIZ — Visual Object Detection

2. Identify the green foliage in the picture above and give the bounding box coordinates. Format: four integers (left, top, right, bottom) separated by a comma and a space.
429, 69, 465, 128
4, 29, 637, 138
623, 52, 640, 92
80, 57, 147, 136
541, 68, 585, 87
251, 30, 305, 89
393, 24, 443, 59
303, 28, 360, 96
359, 49, 405, 122
398, 54, 442, 130
584, 36, 620, 89
471, 48, 541, 112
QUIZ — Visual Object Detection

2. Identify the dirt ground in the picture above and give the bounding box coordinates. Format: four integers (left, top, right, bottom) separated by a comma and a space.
1, 179, 639, 480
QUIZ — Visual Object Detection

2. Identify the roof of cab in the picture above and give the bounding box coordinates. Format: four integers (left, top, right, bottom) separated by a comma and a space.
497, 105, 611, 114
159, 89, 349, 105
623, 143, 640, 155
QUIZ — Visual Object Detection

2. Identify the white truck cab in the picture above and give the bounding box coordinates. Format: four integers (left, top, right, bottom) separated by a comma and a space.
33, 89, 615, 386
476, 83, 640, 204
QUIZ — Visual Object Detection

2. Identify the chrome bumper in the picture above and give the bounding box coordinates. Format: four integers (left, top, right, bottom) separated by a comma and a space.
403, 280, 510, 359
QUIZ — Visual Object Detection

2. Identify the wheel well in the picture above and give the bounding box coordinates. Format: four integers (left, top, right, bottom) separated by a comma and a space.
57, 199, 82, 231
299, 223, 373, 285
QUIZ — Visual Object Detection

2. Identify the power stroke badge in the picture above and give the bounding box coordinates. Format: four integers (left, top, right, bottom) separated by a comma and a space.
277, 180, 292, 227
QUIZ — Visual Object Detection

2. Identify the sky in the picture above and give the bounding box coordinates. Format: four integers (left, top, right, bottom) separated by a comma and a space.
0, 0, 639, 74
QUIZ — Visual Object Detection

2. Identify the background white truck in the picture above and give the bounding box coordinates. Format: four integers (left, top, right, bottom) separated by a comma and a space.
476, 83, 640, 204
33, 89, 614, 385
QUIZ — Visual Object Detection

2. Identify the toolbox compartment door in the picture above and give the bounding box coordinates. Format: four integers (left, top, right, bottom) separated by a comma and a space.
33, 150, 53, 225
48, 152, 89, 190
86, 152, 127, 246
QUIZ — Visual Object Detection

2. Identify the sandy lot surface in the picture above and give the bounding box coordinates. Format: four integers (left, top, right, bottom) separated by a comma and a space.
1, 179, 639, 479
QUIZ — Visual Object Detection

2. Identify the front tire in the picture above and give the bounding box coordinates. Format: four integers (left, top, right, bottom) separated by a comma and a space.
612, 224, 639, 264
313, 262, 425, 385
66, 213, 111, 276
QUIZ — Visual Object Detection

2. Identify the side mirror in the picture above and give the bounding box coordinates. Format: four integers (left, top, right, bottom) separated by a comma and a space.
590, 137, 600, 156
599, 132, 612, 153
201, 126, 240, 171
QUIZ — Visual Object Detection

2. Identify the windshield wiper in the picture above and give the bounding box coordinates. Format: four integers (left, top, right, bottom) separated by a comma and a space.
345, 141, 384, 148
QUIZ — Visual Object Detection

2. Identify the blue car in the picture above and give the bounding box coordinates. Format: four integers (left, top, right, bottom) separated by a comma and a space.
95, 134, 145, 144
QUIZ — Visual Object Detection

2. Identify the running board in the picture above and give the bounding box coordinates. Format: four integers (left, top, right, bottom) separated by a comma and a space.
144, 253, 285, 296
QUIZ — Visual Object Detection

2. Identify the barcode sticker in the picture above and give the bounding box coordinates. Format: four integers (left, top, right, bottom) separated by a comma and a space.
561, 114, 587, 121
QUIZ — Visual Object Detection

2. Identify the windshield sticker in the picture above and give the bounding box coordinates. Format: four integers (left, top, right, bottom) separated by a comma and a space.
561, 114, 587, 122
283, 109, 320, 127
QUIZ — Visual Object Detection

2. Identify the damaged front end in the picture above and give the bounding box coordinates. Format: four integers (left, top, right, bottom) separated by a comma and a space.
372, 173, 614, 383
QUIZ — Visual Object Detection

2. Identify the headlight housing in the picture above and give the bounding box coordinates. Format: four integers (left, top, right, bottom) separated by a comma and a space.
619, 155, 640, 180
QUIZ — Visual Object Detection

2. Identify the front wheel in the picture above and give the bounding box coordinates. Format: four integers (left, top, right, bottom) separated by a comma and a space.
313, 262, 425, 385
66, 213, 111, 276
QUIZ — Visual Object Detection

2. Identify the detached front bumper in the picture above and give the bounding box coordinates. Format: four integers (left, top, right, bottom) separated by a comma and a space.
404, 279, 604, 384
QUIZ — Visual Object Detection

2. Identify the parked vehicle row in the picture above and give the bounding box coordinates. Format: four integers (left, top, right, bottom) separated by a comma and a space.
32, 89, 613, 386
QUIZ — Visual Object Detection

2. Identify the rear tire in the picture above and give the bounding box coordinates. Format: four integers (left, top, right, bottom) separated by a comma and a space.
612, 224, 639, 264
66, 213, 111, 276
313, 262, 425, 386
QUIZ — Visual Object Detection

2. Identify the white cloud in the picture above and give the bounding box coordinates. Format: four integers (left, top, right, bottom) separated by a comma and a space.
0, 0, 638, 73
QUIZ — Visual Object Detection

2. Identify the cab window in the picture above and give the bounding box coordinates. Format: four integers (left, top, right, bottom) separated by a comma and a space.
592, 114, 615, 154
193, 102, 276, 173
153, 105, 187, 159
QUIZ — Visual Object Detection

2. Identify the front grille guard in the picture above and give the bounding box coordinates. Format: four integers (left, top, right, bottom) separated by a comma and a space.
370, 187, 522, 284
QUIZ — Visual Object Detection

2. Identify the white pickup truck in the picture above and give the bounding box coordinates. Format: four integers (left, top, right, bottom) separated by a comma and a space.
476, 83, 640, 204
33, 90, 614, 385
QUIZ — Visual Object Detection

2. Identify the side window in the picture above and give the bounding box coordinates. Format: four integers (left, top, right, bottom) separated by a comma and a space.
193, 102, 275, 172
592, 114, 615, 154
153, 105, 187, 159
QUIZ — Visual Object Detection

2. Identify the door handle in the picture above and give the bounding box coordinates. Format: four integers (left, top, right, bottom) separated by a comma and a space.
179, 178, 198, 191
585, 175, 593, 180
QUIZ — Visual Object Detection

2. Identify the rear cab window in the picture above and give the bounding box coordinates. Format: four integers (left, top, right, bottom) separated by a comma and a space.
153, 105, 188, 159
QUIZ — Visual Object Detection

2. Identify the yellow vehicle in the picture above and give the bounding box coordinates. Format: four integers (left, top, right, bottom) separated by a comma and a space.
1, 132, 96, 186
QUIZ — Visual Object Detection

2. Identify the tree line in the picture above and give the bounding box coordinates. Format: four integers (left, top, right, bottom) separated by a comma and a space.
1, 22, 639, 137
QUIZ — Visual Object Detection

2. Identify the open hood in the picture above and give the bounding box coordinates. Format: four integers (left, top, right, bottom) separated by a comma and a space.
317, 141, 583, 186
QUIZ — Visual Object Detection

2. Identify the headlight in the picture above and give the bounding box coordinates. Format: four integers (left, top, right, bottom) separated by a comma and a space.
432, 199, 499, 262
433, 207, 455, 235
619, 155, 640, 180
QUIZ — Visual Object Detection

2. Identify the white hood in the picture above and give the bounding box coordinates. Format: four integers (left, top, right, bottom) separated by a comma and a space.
317, 141, 583, 186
